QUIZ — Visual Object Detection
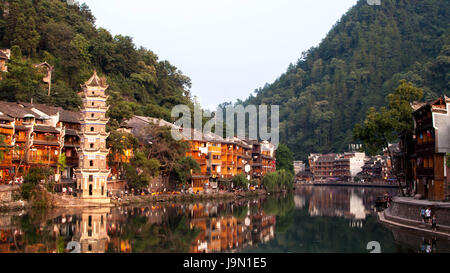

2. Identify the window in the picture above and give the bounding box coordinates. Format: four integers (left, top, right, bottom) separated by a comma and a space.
90, 143, 94, 149
90, 160, 93, 167
91, 113, 94, 118
90, 127, 94, 132
89, 175, 93, 182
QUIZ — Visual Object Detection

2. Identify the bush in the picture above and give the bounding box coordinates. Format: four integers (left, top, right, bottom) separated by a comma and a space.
262, 170, 294, 192
232, 174, 249, 190
20, 183, 35, 200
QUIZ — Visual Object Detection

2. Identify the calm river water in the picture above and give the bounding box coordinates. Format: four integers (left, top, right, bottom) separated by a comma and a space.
0, 186, 448, 253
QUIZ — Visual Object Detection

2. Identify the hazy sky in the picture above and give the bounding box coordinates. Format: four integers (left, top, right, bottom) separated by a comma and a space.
81, 0, 358, 110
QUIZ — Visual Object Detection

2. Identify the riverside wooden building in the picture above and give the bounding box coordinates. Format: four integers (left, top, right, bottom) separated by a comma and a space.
120, 117, 277, 193
409, 96, 450, 201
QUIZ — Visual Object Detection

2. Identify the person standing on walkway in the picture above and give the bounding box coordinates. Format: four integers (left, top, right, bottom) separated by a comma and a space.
421, 207, 426, 223
432, 215, 437, 231
425, 208, 431, 223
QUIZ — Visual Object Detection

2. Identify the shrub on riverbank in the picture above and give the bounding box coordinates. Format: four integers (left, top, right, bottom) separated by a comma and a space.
232, 174, 249, 190
19, 167, 55, 208
20, 167, 54, 200
262, 169, 294, 193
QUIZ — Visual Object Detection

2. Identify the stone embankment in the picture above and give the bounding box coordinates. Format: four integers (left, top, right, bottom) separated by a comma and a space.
110, 190, 266, 206
0, 186, 269, 211
0, 185, 28, 212
380, 196, 450, 237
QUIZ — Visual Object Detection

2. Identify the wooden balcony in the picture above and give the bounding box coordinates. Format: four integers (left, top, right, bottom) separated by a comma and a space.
417, 167, 434, 177
29, 155, 59, 164
415, 142, 435, 154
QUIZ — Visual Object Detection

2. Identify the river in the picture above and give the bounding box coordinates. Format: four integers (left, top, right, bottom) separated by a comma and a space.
0, 186, 448, 253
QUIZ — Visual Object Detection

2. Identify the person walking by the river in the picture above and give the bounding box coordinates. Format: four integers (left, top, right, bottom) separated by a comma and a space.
432, 215, 437, 231
421, 207, 426, 223
425, 208, 431, 223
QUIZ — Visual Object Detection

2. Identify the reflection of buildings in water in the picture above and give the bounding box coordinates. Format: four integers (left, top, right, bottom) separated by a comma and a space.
307, 188, 371, 223
308, 188, 351, 218
349, 190, 368, 220
106, 205, 173, 253
294, 195, 306, 209
349, 219, 364, 229
73, 208, 110, 253
188, 202, 276, 253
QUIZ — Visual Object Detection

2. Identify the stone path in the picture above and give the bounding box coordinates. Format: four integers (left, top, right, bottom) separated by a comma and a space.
379, 211, 450, 237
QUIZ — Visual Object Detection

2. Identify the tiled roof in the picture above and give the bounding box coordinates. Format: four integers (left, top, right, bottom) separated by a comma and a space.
0, 101, 36, 118
0, 113, 13, 121
0, 51, 8, 60
59, 109, 81, 124
83, 71, 108, 88
65, 129, 79, 136
34, 125, 60, 134
20, 102, 62, 116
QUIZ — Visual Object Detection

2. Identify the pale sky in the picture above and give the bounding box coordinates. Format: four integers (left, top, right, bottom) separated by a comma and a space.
81, 0, 358, 110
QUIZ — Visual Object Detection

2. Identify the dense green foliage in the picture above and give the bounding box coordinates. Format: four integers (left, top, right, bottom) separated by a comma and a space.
171, 156, 201, 186
107, 130, 139, 173
20, 167, 53, 199
123, 151, 160, 190
275, 144, 294, 175
0, 134, 7, 161
242, 0, 450, 161
261, 169, 294, 192
0, 0, 193, 123
232, 173, 250, 190
354, 80, 423, 155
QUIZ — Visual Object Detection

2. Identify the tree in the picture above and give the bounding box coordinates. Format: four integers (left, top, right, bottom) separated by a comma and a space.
354, 80, 423, 195
123, 151, 160, 190
276, 144, 294, 175
0, 134, 8, 161
0, 45, 45, 102
171, 156, 200, 187
232, 173, 249, 190
10, 14, 40, 56
57, 153, 67, 179
143, 126, 190, 186
107, 131, 139, 176
262, 172, 278, 192
20, 167, 53, 200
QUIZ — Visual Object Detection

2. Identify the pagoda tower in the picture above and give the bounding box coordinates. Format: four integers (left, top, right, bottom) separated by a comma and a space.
75, 71, 111, 204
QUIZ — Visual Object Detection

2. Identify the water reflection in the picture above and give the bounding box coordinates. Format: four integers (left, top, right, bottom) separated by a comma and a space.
0, 186, 449, 253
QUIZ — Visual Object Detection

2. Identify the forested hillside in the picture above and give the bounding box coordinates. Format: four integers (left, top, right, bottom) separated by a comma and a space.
0, 0, 193, 127
243, 0, 449, 160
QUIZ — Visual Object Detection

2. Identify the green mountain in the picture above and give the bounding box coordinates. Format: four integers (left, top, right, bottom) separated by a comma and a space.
0, 0, 193, 127
243, 0, 449, 161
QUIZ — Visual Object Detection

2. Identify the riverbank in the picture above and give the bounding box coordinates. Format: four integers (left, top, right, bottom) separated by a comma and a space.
0, 187, 272, 211
110, 190, 267, 206
379, 196, 450, 237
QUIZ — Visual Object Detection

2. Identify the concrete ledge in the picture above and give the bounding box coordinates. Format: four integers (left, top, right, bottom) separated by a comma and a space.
379, 211, 450, 237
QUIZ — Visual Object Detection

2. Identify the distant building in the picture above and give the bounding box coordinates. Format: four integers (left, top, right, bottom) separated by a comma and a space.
293, 161, 305, 175
308, 152, 366, 182
309, 154, 338, 181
